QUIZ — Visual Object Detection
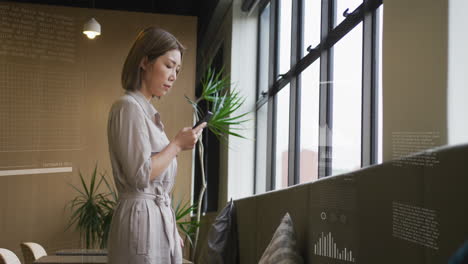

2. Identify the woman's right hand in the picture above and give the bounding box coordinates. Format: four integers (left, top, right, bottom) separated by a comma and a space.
173, 122, 207, 151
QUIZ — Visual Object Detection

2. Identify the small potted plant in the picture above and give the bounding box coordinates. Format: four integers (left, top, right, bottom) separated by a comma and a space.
185, 66, 250, 257
65, 164, 117, 249
173, 198, 199, 249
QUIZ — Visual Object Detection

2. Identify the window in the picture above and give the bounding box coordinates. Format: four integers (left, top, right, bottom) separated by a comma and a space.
274, 0, 292, 190
299, 62, 320, 183
254, 0, 383, 192
257, 3, 270, 99
255, 103, 268, 194
302, 0, 321, 57
377, 6, 383, 164
255, 2, 271, 194
299, 0, 321, 184
275, 84, 290, 189
331, 24, 362, 175
335, 0, 363, 27
278, 0, 292, 74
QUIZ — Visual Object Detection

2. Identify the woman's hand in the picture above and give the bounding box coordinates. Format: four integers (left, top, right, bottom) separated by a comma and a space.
173, 122, 207, 151
179, 236, 184, 248
149, 122, 206, 181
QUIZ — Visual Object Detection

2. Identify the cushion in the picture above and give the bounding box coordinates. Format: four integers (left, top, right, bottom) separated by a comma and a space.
258, 213, 303, 264
197, 199, 239, 264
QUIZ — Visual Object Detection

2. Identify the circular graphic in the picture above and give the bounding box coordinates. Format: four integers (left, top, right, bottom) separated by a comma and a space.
320, 211, 327, 220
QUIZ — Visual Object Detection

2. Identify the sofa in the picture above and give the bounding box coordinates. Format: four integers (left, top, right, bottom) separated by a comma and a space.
234, 144, 468, 263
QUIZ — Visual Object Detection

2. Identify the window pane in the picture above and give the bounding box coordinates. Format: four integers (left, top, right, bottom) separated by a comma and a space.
335, 0, 362, 27
377, 6, 383, 164
255, 102, 268, 194
303, 0, 321, 57
275, 85, 290, 190
331, 23, 363, 175
279, 0, 292, 75
299, 61, 320, 183
258, 3, 270, 99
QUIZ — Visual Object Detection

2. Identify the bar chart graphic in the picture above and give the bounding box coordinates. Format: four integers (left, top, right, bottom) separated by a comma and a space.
313, 232, 355, 262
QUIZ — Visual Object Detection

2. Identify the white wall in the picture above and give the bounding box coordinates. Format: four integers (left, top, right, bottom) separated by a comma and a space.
448, 0, 468, 145
227, 0, 257, 201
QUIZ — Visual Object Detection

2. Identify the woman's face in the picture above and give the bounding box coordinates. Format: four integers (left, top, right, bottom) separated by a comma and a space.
140, 49, 182, 99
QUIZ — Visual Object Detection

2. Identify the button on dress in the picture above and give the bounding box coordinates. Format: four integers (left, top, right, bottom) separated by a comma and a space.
107, 90, 182, 264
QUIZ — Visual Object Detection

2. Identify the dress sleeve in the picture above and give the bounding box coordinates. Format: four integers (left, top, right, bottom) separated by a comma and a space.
109, 101, 151, 189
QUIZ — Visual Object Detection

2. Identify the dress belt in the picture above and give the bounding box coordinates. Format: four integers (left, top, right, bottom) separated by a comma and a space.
118, 192, 176, 256
119, 192, 170, 207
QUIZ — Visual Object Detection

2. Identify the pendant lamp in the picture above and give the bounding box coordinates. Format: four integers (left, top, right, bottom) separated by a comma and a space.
83, 18, 101, 39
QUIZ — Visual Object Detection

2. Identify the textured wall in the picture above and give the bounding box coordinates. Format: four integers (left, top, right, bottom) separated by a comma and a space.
0, 1, 197, 260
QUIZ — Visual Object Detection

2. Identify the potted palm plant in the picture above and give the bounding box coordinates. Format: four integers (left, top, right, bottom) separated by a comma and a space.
66, 165, 198, 251
65, 164, 117, 249
173, 198, 199, 249
185, 67, 250, 257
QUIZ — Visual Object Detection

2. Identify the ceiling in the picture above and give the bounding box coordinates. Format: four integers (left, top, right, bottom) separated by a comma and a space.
5, 0, 223, 40
6, 0, 199, 16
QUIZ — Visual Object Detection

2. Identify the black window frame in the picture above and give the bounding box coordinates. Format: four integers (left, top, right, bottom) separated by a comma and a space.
254, 0, 383, 192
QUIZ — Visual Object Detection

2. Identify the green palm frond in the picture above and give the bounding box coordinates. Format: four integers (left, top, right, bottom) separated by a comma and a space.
173, 197, 198, 248
101, 171, 118, 202
186, 67, 251, 140
65, 163, 117, 249
185, 66, 251, 257
199, 67, 229, 101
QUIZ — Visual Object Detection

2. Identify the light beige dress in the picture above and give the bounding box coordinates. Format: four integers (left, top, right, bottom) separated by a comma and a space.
107, 90, 182, 264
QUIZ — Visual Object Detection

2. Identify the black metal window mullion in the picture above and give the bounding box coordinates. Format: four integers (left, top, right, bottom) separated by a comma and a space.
318, 0, 334, 178
288, 0, 300, 186
293, 0, 305, 185
361, 1, 379, 166
266, 0, 279, 191
362, 1, 381, 166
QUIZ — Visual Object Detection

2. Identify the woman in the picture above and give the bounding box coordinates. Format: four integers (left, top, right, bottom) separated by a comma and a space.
107, 27, 206, 264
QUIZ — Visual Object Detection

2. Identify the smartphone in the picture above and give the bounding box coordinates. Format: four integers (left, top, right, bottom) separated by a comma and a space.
193, 111, 213, 129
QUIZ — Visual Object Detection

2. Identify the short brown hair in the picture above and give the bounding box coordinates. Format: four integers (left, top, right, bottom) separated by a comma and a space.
121, 27, 185, 91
